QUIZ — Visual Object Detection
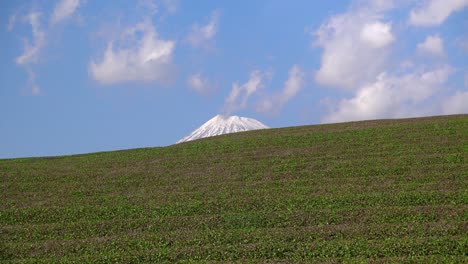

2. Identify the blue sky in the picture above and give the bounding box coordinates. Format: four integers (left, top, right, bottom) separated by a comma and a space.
1, 0, 467, 158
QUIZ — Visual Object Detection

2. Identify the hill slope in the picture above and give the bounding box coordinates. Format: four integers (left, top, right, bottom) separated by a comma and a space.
1, 115, 467, 263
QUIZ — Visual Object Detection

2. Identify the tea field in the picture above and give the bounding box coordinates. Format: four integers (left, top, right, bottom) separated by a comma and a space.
1, 115, 467, 263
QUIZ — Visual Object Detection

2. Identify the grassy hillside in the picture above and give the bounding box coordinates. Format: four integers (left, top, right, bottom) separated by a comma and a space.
1, 115, 467, 263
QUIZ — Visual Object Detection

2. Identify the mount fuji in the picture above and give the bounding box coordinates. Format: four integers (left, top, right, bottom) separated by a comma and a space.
177, 115, 269, 143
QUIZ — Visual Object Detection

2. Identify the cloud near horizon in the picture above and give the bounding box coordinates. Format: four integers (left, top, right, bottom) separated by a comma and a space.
311, 0, 468, 124
322, 66, 453, 123
442, 90, 468, 114
313, 3, 395, 90
222, 70, 269, 115
257, 65, 305, 114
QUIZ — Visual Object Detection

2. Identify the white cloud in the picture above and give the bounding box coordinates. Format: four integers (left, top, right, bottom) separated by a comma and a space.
322, 66, 453, 123
139, 0, 178, 15
16, 12, 45, 65
187, 73, 217, 94
360, 22, 395, 48
409, 0, 468, 26
187, 10, 220, 48
15, 11, 46, 95
281, 66, 305, 103
7, 13, 17, 32
314, 6, 395, 89
50, 0, 81, 25
442, 90, 468, 114
465, 72, 468, 88
455, 36, 468, 53
313, 0, 465, 123
25, 69, 40, 95
223, 70, 268, 114
257, 65, 305, 114
10, 0, 85, 95
417, 34, 445, 56
161, 0, 178, 14
89, 19, 176, 85
138, 0, 159, 15
367, 0, 396, 11
400, 60, 415, 70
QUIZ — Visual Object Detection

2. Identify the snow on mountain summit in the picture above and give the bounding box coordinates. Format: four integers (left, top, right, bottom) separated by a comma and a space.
177, 115, 269, 143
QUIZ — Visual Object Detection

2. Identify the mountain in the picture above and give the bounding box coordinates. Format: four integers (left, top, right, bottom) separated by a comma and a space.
177, 114, 269, 143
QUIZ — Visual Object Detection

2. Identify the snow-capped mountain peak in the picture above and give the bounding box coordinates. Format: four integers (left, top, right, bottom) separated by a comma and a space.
177, 115, 269, 143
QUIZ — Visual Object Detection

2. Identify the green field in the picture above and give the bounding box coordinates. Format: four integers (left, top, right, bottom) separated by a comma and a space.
1, 115, 467, 263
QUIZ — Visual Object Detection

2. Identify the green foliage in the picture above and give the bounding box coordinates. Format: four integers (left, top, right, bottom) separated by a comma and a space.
1, 115, 467, 263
